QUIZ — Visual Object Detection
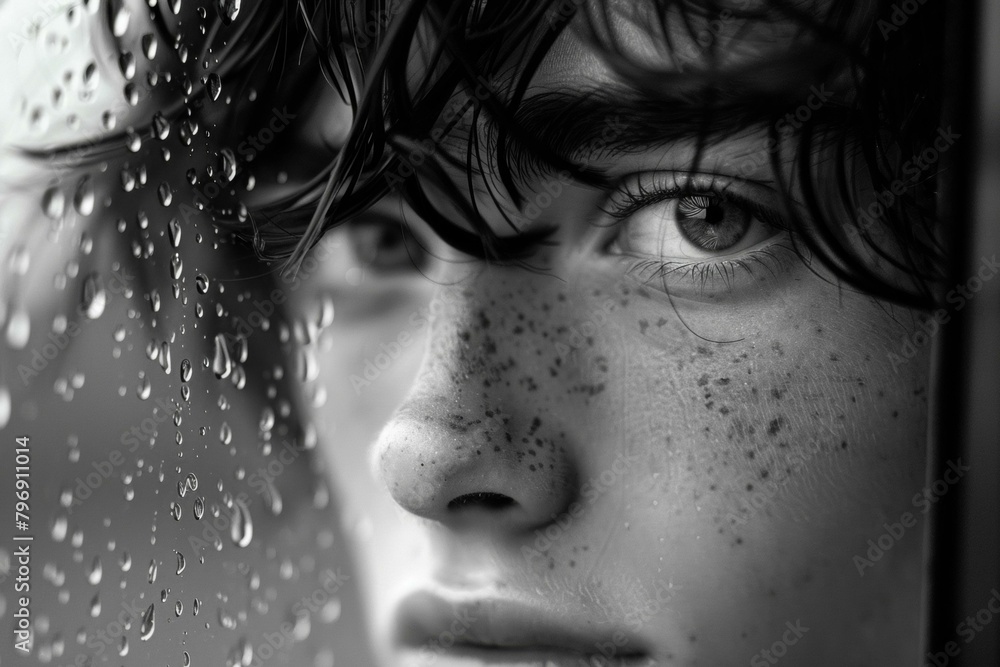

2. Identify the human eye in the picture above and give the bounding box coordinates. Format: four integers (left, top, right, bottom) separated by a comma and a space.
344, 213, 431, 275
602, 172, 795, 296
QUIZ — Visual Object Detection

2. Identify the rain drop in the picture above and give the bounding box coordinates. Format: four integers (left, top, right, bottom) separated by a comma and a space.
158, 182, 173, 207
208, 72, 222, 101
170, 253, 183, 279
230, 498, 253, 548
140, 603, 155, 640
175, 551, 186, 575
42, 186, 65, 219
152, 112, 170, 140
5, 308, 30, 349
73, 176, 95, 216
212, 333, 232, 379
0, 387, 10, 430
87, 556, 102, 585
141, 33, 158, 59
219, 147, 236, 182
81, 273, 107, 319
217, 0, 241, 24
111, 0, 131, 36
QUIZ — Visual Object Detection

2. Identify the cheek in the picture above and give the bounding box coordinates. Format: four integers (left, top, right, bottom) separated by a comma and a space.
578, 273, 931, 574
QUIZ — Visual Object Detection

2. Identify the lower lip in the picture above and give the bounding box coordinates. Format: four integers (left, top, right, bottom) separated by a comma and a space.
394, 646, 651, 666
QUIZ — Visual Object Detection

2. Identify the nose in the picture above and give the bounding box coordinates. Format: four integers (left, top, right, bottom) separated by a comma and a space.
374, 273, 580, 531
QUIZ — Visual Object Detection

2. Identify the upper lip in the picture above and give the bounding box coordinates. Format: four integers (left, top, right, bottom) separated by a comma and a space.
392, 587, 651, 658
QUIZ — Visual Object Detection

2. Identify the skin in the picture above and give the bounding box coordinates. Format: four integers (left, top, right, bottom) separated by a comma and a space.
0, 1, 936, 665
295, 2, 935, 666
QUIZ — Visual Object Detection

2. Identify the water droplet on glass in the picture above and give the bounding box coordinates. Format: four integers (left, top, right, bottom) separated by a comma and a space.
217, 0, 241, 24
219, 147, 236, 181
119, 52, 135, 79
168, 219, 182, 249
137, 374, 151, 400
82, 61, 99, 90
131, 31, 155, 62
170, 253, 183, 279
175, 551, 186, 575
158, 182, 173, 207
170, 501, 182, 520
259, 407, 274, 432
87, 556, 102, 585
212, 333, 232, 379
193, 496, 205, 520
125, 126, 142, 152
193, 597, 201, 616
186, 472, 199, 491
195, 274, 210, 294
6, 308, 30, 349
118, 635, 129, 656
218, 607, 237, 630
81, 273, 107, 319
42, 186, 65, 219
120, 168, 136, 192
219, 422, 232, 445
111, 0, 131, 36
0, 387, 11, 430
140, 603, 155, 640
120, 551, 132, 572
230, 498, 253, 548
152, 112, 170, 140
291, 611, 311, 640
262, 478, 282, 516
148, 559, 158, 584
159, 341, 172, 374
208, 73, 222, 101
72, 176, 95, 216
89, 593, 101, 617
180, 358, 193, 383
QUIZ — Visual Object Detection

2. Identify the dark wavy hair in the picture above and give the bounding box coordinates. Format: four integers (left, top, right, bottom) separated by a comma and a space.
35, 0, 949, 308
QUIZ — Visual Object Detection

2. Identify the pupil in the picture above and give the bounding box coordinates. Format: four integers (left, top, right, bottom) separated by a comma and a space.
676, 195, 749, 251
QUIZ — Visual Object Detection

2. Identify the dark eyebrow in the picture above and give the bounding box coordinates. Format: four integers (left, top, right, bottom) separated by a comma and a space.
499, 65, 850, 180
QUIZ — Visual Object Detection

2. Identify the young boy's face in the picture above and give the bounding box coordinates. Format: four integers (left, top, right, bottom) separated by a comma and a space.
301, 3, 933, 664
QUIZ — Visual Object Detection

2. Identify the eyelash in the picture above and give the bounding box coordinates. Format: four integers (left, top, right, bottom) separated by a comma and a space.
601, 175, 792, 292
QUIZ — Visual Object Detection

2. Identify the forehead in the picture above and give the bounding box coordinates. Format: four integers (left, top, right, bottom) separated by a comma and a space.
530, 0, 836, 88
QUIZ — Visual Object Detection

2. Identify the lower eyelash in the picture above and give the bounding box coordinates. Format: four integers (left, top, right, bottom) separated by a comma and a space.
624, 241, 796, 293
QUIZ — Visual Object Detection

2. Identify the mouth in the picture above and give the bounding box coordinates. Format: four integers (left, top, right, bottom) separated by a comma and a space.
391, 588, 652, 666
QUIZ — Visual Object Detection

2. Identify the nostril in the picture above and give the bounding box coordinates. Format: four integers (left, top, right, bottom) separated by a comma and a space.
447, 492, 516, 511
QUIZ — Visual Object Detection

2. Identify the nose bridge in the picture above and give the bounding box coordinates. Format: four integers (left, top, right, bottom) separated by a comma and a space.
375, 265, 582, 527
